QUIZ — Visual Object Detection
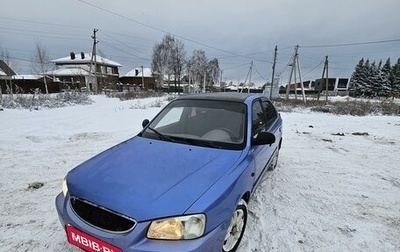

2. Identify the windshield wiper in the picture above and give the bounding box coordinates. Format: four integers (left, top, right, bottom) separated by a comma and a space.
146, 127, 176, 142
179, 138, 222, 149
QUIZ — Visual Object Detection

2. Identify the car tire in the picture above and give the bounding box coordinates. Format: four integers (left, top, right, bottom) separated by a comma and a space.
222, 199, 248, 252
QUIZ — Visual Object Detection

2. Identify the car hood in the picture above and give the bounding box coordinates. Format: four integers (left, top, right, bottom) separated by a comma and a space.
67, 136, 242, 221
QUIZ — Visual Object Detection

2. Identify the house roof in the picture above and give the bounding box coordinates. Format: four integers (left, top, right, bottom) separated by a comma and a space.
0, 60, 16, 76
48, 67, 90, 77
124, 67, 152, 77
52, 53, 122, 67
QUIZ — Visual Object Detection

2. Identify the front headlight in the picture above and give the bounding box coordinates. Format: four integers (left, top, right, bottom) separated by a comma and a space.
62, 177, 68, 197
147, 214, 206, 240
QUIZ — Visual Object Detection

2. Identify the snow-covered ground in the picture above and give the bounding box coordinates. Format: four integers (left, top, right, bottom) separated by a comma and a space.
0, 95, 399, 252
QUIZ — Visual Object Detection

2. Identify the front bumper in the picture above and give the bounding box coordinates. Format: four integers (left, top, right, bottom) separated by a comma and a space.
55, 193, 228, 252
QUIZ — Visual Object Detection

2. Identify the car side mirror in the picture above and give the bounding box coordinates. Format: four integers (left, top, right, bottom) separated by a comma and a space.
142, 119, 150, 128
252, 132, 275, 146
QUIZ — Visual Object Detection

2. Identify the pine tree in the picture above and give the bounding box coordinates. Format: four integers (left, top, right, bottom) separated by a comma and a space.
350, 57, 399, 98
392, 58, 400, 98
379, 58, 392, 97
362, 59, 374, 97
369, 61, 382, 97
348, 58, 365, 97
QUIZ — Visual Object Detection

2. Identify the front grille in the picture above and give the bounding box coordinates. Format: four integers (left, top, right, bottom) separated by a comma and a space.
70, 197, 136, 233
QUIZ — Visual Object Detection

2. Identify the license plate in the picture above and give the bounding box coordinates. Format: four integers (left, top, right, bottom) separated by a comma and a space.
66, 225, 122, 252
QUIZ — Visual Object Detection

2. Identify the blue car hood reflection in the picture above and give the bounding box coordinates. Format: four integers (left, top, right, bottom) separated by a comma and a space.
68, 136, 242, 221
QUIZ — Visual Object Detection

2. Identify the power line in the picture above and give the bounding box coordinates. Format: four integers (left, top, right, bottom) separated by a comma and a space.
302, 58, 325, 77
221, 62, 249, 71
0, 15, 89, 30
77, 0, 263, 61
253, 64, 267, 81
0, 27, 88, 41
277, 48, 297, 79
218, 53, 269, 63
302, 38, 400, 48
101, 31, 151, 60
100, 40, 150, 62
8, 55, 35, 63
3, 9, 398, 80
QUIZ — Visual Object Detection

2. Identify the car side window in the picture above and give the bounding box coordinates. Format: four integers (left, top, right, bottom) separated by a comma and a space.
261, 100, 278, 130
252, 100, 265, 137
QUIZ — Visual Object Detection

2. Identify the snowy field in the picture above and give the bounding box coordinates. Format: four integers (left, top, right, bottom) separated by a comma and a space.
0, 95, 399, 252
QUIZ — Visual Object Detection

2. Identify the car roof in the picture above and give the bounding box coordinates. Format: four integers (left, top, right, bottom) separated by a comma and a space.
175, 92, 266, 103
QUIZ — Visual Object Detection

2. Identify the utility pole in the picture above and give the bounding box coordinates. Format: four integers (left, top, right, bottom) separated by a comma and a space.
285, 56, 295, 100
248, 61, 253, 93
269, 45, 278, 99
141, 65, 145, 90
220, 70, 223, 89
294, 56, 298, 100
296, 49, 306, 104
325, 57, 329, 102
317, 56, 329, 102
242, 61, 253, 93
285, 45, 306, 103
88, 29, 98, 93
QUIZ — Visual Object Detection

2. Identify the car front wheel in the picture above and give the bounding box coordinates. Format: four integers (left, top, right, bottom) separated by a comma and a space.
222, 199, 248, 252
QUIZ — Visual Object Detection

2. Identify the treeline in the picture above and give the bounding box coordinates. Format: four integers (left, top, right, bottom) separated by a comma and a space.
349, 58, 400, 98
151, 35, 220, 90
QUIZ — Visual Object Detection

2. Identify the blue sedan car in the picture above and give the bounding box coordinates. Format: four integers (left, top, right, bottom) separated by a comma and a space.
55, 92, 283, 252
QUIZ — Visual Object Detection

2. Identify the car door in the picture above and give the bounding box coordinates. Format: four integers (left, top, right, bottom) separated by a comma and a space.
251, 98, 280, 187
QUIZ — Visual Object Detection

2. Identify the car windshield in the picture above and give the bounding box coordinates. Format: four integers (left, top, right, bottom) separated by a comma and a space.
141, 99, 247, 150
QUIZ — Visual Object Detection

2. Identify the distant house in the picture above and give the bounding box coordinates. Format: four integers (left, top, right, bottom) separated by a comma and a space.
283, 77, 350, 95
1, 75, 57, 94
0, 60, 15, 93
12, 75, 57, 93
314, 77, 350, 93
119, 67, 156, 90
50, 52, 122, 92
1, 60, 57, 93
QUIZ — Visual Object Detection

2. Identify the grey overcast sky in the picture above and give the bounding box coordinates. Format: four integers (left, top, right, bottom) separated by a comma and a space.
1, 0, 399, 84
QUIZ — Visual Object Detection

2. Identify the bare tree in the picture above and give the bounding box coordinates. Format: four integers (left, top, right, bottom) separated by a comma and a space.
151, 42, 166, 88
31, 42, 53, 94
171, 38, 186, 93
151, 35, 186, 92
207, 58, 220, 88
161, 35, 176, 86
188, 50, 208, 91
